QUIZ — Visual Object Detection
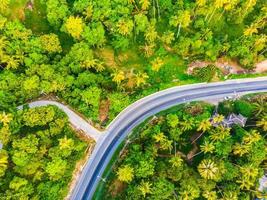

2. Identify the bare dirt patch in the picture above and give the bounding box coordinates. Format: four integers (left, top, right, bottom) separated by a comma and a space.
108, 179, 127, 198
99, 99, 110, 124
188, 58, 267, 75
255, 60, 267, 73
95, 47, 117, 69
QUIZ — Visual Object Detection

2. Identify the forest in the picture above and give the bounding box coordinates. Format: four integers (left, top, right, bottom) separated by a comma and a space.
0, 0, 266, 199
0, 0, 266, 126
100, 94, 267, 200
0, 105, 90, 199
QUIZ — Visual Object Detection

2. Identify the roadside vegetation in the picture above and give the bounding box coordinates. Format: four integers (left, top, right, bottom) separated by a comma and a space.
0, 0, 266, 198
100, 94, 267, 200
0, 0, 266, 126
0, 105, 90, 199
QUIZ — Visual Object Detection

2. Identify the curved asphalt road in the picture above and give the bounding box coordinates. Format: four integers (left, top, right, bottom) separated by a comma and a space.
71, 77, 267, 200
19, 77, 267, 200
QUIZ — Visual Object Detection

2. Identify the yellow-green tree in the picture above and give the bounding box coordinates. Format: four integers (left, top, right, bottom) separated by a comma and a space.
170, 10, 191, 38
0, 0, 9, 14
40, 34, 62, 53
151, 57, 164, 72
116, 19, 134, 36
0, 150, 8, 177
257, 117, 267, 131
65, 16, 84, 39
198, 159, 219, 180
112, 70, 126, 87
117, 165, 134, 183
138, 181, 152, 197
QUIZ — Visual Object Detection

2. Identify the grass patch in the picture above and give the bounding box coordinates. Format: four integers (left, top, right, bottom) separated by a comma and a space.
4, 0, 28, 20
24, 0, 51, 34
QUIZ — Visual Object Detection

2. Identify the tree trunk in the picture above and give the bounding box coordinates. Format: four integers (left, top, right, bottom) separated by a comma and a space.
152, 0, 156, 19
156, 0, 160, 19
176, 23, 181, 38
207, 8, 216, 23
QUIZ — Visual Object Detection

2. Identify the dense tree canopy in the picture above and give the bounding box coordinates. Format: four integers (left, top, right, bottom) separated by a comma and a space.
0, 0, 266, 199
0, 106, 88, 199
101, 94, 267, 200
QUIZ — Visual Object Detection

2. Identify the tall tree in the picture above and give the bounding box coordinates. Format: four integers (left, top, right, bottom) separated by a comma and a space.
117, 165, 134, 183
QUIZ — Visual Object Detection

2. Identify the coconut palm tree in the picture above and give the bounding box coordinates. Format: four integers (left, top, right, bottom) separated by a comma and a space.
212, 114, 224, 124
112, 70, 125, 86
197, 119, 212, 132
135, 72, 148, 87
169, 155, 183, 168
232, 143, 249, 156
0, 0, 9, 14
180, 116, 195, 132
138, 181, 152, 197
256, 117, 267, 131
0, 112, 12, 126
198, 159, 219, 180
253, 97, 267, 117
200, 140, 215, 154
117, 165, 134, 183
209, 125, 230, 142
169, 10, 191, 38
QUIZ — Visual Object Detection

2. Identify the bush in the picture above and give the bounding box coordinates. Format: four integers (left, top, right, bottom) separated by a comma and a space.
218, 101, 234, 116
192, 65, 218, 82
234, 100, 253, 117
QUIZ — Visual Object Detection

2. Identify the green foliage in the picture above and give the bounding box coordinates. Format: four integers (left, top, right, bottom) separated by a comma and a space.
192, 65, 220, 82
102, 97, 267, 199
0, 106, 88, 199
234, 100, 254, 117
0, 1, 267, 199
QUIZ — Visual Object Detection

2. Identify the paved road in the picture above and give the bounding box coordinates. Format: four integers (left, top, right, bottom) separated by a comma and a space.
18, 78, 267, 200
70, 77, 267, 200
17, 100, 102, 141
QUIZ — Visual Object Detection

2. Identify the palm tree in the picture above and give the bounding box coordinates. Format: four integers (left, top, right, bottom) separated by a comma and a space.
0, 112, 12, 126
135, 72, 148, 87
0, 36, 8, 50
141, 43, 155, 57
200, 140, 215, 154
253, 97, 267, 117
202, 190, 217, 200
244, 25, 258, 36
236, 164, 258, 190
232, 143, 249, 156
117, 165, 134, 183
153, 132, 166, 143
209, 125, 230, 141
180, 116, 195, 132
151, 57, 164, 72
256, 117, 267, 131
139, 0, 150, 10
198, 159, 219, 180
59, 136, 74, 150
212, 114, 224, 124
0, 150, 8, 177
116, 19, 134, 36
197, 119, 212, 132
112, 70, 125, 86
170, 10, 191, 38
0, 0, 9, 13
169, 155, 183, 168
145, 23, 157, 44
138, 181, 152, 197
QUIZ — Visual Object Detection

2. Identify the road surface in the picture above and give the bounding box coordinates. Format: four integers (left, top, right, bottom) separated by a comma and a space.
17, 100, 102, 141
71, 77, 267, 200
18, 78, 267, 200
